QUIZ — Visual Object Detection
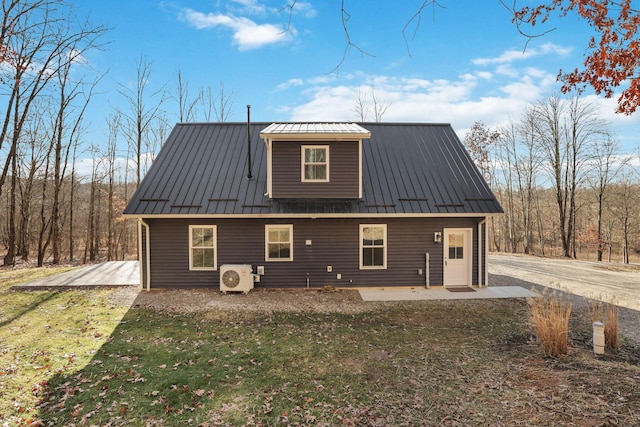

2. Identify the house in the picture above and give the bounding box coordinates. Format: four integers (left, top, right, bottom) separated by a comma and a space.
123, 121, 503, 291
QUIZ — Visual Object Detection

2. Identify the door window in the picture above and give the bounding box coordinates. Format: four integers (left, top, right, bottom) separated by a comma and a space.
448, 233, 464, 259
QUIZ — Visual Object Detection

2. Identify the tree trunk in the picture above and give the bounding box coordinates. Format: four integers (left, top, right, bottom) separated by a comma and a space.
69, 170, 75, 262
84, 178, 95, 264
597, 190, 604, 261
3, 153, 17, 266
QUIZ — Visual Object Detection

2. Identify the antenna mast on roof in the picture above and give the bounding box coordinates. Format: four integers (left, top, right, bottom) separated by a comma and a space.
246, 104, 253, 180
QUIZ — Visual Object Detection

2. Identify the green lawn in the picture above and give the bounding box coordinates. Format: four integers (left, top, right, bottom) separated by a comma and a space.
1, 268, 639, 426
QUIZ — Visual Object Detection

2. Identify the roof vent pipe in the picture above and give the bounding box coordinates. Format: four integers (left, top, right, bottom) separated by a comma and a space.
246, 104, 253, 180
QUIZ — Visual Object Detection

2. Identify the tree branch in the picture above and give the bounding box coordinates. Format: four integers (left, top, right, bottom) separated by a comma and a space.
402, 0, 445, 58
328, 0, 375, 74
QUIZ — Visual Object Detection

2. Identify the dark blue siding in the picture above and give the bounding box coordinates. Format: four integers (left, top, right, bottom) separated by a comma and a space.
145, 217, 482, 289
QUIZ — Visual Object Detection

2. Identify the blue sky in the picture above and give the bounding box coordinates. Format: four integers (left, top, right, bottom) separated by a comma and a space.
75, 0, 639, 162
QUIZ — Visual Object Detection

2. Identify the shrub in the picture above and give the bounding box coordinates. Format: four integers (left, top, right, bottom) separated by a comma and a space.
531, 293, 572, 357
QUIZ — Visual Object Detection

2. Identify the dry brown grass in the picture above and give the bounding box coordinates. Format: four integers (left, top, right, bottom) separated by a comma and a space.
531, 293, 572, 357
591, 300, 620, 350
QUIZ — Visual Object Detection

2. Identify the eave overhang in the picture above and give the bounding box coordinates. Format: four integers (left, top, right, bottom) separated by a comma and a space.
123, 212, 504, 219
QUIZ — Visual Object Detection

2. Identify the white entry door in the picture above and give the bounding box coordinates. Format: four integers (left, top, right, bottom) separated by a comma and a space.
443, 228, 472, 287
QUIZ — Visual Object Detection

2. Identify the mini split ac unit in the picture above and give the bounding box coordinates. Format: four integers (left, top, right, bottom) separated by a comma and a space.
220, 264, 254, 294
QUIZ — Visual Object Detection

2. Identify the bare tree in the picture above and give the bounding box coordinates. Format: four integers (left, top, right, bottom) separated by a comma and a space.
50, 49, 104, 265
68, 135, 80, 262
119, 56, 166, 187
533, 95, 603, 258
370, 89, 390, 122
105, 112, 120, 261
35, 129, 55, 267
495, 122, 519, 252
83, 145, 102, 263
352, 87, 391, 122
494, 117, 543, 254
565, 96, 605, 257
213, 81, 234, 122
198, 86, 214, 122
588, 137, 626, 261
464, 121, 499, 184
16, 101, 50, 261
611, 173, 639, 264
0, 0, 106, 265
465, 121, 502, 251
196, 81, 235, 122
173, 69, 200, 122
352, 87, 369, 121
0, 0, 106, 196
515, 108, 543, 254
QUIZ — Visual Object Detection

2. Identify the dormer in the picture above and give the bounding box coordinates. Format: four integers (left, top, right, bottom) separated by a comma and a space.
260, 123, 371, 199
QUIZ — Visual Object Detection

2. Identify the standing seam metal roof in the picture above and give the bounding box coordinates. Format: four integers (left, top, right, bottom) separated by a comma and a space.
123, 122, 503, 216
260, 122, 370, 135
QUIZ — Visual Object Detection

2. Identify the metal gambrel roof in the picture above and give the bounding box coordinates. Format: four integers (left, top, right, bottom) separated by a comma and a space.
123, 122, 503, 216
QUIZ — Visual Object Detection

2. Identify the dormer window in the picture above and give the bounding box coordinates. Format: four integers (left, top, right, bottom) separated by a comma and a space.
302, 145, 329, 182
260, 123, 371, 199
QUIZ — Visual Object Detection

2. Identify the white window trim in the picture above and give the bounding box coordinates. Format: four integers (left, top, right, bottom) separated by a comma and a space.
359, 224, 387, 270
301, 145, 330, 182
189, 225, 217, 271
265, 224, 294, 262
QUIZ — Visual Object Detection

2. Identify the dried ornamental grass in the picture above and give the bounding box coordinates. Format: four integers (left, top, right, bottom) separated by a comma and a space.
531, 293, 572, 357
591, 300, 620, 350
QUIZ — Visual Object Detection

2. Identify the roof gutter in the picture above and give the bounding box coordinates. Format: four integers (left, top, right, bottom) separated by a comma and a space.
122, 212, 505, 220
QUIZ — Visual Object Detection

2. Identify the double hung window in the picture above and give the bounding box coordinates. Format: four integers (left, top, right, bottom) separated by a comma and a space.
360, 224, 387, 269
189, 225, 217, 270
266, 224, 293, 261
302, 146, 329, 181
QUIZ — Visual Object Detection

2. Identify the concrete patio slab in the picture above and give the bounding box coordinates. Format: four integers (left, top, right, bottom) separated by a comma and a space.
358, 286, 538, 302
12, 261, 140, 289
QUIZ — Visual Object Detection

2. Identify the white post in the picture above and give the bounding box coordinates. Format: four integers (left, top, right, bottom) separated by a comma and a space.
593, 321, 605, 354
478, 218, 488, 287
425, 253, 430, 289
484, 219, 489, 287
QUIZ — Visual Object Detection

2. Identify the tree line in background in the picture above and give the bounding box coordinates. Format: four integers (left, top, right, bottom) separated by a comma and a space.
465, 96, 640, 263
0, 0, 234, 267
2, 0, 640, 267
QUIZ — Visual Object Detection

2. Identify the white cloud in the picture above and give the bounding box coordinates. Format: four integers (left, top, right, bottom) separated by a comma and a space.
231, 0, 267, 15
289, 2, 317, 18
280, 66, 557, 137
179, 8, 292, 50
472, 42, 572, 66
275, 44, 638, 153
476, 71, 493, 80
495, 64, 519, 78
276, 78, 304, 90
